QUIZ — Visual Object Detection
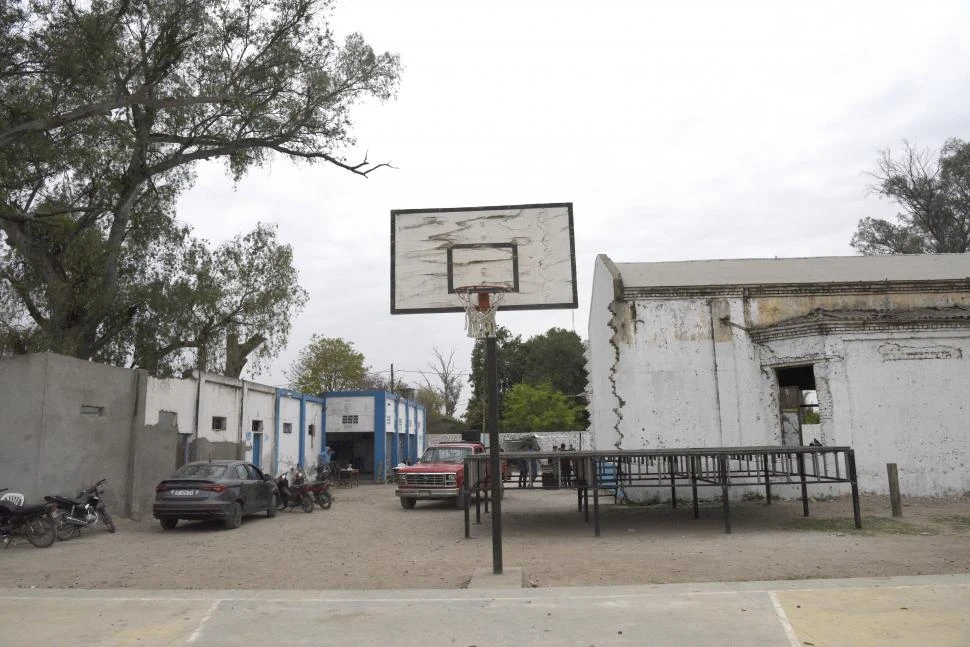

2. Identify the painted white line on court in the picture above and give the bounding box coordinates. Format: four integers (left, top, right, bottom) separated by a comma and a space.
768, 591, 801, 647
0, 582, 965, 606
188, 599, 221, 644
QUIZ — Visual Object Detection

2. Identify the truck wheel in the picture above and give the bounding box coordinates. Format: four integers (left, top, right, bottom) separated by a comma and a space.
455, 494, 468, 510
400, 498, 416, 509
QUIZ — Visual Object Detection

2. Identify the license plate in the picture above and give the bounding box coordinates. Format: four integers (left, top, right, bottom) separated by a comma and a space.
171, 489, 197, 496
418, 490, 431, 496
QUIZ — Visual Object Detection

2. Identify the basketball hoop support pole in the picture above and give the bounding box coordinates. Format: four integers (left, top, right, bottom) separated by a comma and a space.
486, 329, 503, 574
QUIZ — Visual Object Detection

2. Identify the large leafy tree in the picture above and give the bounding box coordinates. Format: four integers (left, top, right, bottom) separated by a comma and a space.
111, 223, 307, 377
288, 335, 368, 394
501, 382, 585, 433
0, 0, 400, 361
852, 139, 970, 254
520, 327, 587, 399
464, 326, 523, 431
464, 326, 589, 431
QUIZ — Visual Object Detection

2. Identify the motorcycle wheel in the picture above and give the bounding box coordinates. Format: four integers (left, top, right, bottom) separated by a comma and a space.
316, 492, 332, 510
54, 513, 78, 541
98, 509, 116, 533
300, 494, 314, 513
26, 517, 57, 548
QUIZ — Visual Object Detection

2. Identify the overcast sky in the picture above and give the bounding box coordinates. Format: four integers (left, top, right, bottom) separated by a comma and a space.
175, 0, 970, 410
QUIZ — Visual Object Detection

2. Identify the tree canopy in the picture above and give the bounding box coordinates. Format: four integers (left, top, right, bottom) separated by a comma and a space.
501, 382, 586, 433
118, 223, 307, 377
287, 335, 368, 394
852, 138, 970, 254
464, 326, 588, 432
0, 0, 400, 366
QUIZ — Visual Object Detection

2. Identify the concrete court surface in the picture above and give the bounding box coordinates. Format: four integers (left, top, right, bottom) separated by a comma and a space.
1, 574, 968, 646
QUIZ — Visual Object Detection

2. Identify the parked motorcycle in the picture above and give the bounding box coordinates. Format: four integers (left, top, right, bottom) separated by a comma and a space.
276, 474, 314, 513
45, 478, 116, 541
309, 464, 334, 509
0, 488, 58, 549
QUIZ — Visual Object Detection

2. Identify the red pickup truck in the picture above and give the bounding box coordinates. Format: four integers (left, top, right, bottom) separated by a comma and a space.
395, 442, 508, 510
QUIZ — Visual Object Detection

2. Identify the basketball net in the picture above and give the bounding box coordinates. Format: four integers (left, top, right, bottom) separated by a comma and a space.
456, 287, 508, 339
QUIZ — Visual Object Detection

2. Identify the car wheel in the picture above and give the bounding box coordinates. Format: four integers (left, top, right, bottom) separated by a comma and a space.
266, 496, 277, 518
159, 518, 178, 530
223, 503, 243, 529
300, 494, 314, 513
400, 497, 416, 509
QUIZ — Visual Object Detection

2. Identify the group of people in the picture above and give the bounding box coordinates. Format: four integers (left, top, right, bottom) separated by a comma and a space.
516, 442, 577, 488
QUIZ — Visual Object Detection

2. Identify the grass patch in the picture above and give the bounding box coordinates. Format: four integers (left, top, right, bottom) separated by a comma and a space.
930, 515, 970, 530
782, 516, 939, 536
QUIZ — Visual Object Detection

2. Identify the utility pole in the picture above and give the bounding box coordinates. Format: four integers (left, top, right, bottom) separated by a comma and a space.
390, 363, 394, 392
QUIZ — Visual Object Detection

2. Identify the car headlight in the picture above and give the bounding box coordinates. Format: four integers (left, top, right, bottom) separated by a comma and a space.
445, 474, 456, 484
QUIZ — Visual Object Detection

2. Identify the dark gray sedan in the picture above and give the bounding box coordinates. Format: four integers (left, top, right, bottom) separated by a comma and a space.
153, 460, 278, 530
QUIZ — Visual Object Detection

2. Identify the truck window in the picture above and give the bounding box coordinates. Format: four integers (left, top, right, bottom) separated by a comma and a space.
420, 447, 472, 463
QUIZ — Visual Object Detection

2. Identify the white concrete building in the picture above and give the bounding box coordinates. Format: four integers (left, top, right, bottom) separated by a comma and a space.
588, 253, 970, 497
323, 390, 425, 482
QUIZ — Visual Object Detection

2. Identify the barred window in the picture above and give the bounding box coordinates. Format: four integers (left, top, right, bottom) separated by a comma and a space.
342, 415, 359, 424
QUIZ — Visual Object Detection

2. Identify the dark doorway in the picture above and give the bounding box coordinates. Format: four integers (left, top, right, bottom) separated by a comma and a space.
775, 365, 816, 446
327, 432, 375, 476
776, 365, 816, 390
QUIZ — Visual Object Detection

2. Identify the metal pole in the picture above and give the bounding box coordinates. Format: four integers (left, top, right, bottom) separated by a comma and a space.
887, 463, 902, 517
719, 454, 731, 534
797, 451, 809, 517
848, 450, 862, 529
486, 334, 503, 574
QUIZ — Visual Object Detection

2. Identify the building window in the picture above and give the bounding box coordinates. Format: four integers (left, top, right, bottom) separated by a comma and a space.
342, 415, 359, 424
212, 416, 227, 431
308, 423, 316, 448
252, 420, 264, 432
283, 422, 293, 434
80, 405, 104, 416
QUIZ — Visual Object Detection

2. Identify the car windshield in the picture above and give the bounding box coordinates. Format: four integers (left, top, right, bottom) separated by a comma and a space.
171, 464, 228, 480
419, 447, 472, 464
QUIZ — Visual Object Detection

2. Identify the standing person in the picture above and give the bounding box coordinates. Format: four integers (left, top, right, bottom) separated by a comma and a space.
317, 445, 332, 481
529, 444, 540, 488
517, 454, 530, 488
559, 442, 572, 487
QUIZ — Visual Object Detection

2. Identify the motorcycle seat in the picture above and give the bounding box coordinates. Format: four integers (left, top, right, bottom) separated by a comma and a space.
3, 502, 51, 516
45, 494, 83, 506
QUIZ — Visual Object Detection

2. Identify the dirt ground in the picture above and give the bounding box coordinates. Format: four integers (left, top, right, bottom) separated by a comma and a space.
4, 482, 970, 590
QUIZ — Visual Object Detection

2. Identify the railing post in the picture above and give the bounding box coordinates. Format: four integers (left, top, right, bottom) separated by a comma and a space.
887, 463, 902, 517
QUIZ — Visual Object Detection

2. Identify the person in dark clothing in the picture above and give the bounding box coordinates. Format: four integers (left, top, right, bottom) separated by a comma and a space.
517, 456, 530, 488
559, 443, 572, 487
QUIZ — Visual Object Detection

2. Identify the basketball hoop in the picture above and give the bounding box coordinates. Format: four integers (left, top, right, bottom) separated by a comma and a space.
455, 286, 510, 339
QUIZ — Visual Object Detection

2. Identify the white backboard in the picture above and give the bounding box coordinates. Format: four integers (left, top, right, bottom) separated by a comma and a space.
391, 202, 577, 313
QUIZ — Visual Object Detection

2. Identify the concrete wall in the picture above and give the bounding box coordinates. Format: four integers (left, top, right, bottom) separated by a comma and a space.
277, 395, 302, 474
757, 332, 970, 496
326, 395, 376, 433
587, 255, 622, 451
0, 353, 140, 513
